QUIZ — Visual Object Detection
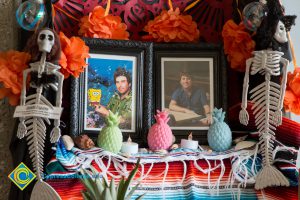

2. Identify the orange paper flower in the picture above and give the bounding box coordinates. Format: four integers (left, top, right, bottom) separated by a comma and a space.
0, 51, 31, 105
59, 32, 90, 79
78, 6, 129, 40
284, 68, 300, 114
222, 20, 255, 72
143, 8, 200, 43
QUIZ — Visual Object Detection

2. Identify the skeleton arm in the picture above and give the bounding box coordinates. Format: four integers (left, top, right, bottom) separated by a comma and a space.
20, 69, 32, 105
50, 72, 64, 143
17, 68, 33, 139
273, 58, 289, 126
239, 58, 253, 126
278, 58, 289, 110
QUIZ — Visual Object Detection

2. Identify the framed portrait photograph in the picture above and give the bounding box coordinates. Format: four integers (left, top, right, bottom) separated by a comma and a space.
154, 43, 227, 143
85, 54, 137, 132
71, 39, 153, 144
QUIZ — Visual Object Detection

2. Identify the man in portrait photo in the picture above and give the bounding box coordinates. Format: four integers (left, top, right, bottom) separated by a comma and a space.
168, 71, 211, 126
94, 67, 132, 129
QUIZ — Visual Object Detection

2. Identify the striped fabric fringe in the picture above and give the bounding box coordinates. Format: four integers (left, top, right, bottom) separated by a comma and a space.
51, 143, 260, 192
46, 140, 298, 200
47, 157, 258, 200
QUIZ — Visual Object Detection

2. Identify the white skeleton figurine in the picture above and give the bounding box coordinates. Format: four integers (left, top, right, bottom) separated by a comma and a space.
16, 29, 63, 200
239, 20, 290, 189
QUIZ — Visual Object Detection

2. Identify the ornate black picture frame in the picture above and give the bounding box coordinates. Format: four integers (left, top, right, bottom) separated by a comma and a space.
154, 43, 227, 144
70, 38, 153, 145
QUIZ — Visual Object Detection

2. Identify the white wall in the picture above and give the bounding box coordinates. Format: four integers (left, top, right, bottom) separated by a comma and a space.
282, 0, 300, 122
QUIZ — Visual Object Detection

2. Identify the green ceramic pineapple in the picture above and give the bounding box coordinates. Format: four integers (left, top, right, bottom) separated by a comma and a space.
97, 111, 123, 153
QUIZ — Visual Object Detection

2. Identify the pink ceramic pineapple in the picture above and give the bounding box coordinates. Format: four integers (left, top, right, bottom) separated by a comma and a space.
147, 110, 173, 151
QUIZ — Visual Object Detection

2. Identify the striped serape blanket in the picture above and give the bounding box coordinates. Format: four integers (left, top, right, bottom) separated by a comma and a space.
45, 142, 298, 200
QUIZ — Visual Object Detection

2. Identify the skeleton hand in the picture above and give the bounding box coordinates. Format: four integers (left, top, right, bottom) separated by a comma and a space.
50, 126, 61, 143
272, 110, 282, 126
17, 118, 27, 139
239, 109, 249, 126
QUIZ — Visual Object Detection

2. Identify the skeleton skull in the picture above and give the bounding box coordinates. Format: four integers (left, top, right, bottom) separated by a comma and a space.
37, 29, 54, 53
274, 20, 288, 44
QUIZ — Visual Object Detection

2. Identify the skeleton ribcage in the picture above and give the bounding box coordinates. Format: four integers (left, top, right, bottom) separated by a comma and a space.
250, 50, 283, 76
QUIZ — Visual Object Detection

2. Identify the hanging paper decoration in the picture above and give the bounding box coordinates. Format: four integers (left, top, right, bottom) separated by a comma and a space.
142, 7, 200, 43
59, 32, 89, 79
184, 0, 233, 43
0, 51, 31, 105
242, 2, 266, 32
284, 68, 300, 115
52, 0, 190, 39
16, 0, 47, 31
222, 20, 255, 72
78, 4, 129, 40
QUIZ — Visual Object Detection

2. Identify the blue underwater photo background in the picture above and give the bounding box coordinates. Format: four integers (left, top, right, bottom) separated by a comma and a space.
85, 57, 133, 129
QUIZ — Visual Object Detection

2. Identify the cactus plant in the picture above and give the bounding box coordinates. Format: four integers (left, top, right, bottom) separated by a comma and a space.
97, 111, 123, 153
80, 159, 144, 200
147, 110, 173, 151
207, 108, 232, 152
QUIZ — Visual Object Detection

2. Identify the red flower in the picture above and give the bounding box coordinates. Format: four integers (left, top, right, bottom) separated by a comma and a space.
59, 32, 90, 78
0, 51, 31, 105
222, 20, 255, 72
78, 6, 129, 40
284, 68, 300, 115
143, 8, 200, 43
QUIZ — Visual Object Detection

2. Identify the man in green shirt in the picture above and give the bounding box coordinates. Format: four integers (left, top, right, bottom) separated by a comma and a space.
95, 67, 132, 129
